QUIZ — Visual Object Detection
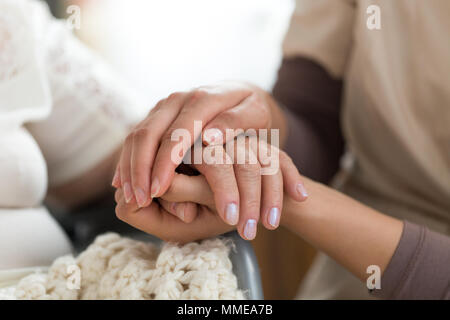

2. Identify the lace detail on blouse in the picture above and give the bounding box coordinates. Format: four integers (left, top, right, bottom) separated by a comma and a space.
0, 2, 31, 82
42, 18, 139, 128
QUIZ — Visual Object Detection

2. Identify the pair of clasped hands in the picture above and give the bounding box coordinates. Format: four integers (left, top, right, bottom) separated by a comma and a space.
112, 82, 308, 242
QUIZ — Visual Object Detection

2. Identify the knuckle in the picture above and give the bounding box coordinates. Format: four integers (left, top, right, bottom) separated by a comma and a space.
161, 130, 182, 151
236, 161, 261, 175
207, 161, 232, 172
250, 94, 267, 111
244, 198, 261, 212
161, 129, 173, 143
147, 102, 165, 119
267, 182, 283, 201
132, 127, 150, 142
148, 91, 183, 115
189, 88, 209, 102
124, 133, 134, 145
281, 151, 295, 166
167, 91, 183, 103
214, 112, 236, 131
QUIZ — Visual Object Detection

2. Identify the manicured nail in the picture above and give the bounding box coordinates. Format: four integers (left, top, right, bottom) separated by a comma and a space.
111, 170, 120, 187
225, 203, 238, 225
268, 207, 279, 228
244, 219, 257, 240
134, 187, 147, 207
296, 183, 308, 198
123, 182, 133, 203
203, 128, 223, 145
176, 203, 185, 221
150, 178, 160, 198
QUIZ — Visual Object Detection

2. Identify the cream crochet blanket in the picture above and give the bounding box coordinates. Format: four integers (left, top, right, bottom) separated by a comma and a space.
0, 233, 244, 300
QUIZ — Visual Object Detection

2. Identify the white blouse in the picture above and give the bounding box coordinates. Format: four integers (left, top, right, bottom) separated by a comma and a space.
0, 0, 141, 269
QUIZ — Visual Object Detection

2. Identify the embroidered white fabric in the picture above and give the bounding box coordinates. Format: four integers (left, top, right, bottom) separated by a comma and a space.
0, 233, 245, 300
0, 0, 142, 268
0, 2, 28, 83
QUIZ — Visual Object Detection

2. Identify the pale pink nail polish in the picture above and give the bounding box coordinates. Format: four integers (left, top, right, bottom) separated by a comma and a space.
296, 183, 308, 198
111, 170, 120, 187
244, 219, 257, 240
268, 207, 279, 228
134, 187, 147, 207
123, 183, 133, 203
150, 178, 160, 198
225, 203, 238, 225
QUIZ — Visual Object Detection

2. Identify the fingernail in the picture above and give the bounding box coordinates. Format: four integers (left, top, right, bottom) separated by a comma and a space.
176, 203, 185, 221
203, 128, 223, 145
150, 178, 160, 198
244, 219, 257, 240
123, 182, 133, 203
268, 207, 279, 228
134, 187, 147, 207
225, 203, 238, 225
296, 183, 308, 198
111, 170, 120, 187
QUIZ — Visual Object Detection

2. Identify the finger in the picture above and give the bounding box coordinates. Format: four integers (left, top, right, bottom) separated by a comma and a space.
115, 189, 139, 219
119, 134, 134, 203
128, 92, 188, 203
112, 165, 121, 188
280, 151, 308, 202
190, 148, 240, 226
150, 87, 251, 199
158, 199, 198, 223
114, 188, 124, 203
261, 172, 283, 230
203, 93, 270, 145
256, 141, 283, 230
130, 127, 153, 207
161, 173, 215, 208
232, 138, 261, 240
117, 201, 232, 243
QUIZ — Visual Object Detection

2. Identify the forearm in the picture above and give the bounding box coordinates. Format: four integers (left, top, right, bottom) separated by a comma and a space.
272, 57, 344, 183
282, 177, 403, 280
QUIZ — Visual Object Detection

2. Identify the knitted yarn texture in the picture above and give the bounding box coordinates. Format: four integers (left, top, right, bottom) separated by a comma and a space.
0, 233, 245, 300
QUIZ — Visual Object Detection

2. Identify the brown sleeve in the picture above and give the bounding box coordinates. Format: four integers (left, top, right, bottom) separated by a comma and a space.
371, 221, 450, 300
272, 57, 344, 183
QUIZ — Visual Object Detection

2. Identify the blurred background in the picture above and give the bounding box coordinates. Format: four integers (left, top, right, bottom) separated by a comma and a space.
43, 0, 317, 299
47, 0, 293, 108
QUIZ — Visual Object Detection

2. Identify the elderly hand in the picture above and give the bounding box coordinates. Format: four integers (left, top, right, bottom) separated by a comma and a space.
112, 82, 307, 240
115, 137, 305, 241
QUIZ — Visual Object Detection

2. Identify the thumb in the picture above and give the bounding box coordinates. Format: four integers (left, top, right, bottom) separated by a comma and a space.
160, 173, 215, 208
